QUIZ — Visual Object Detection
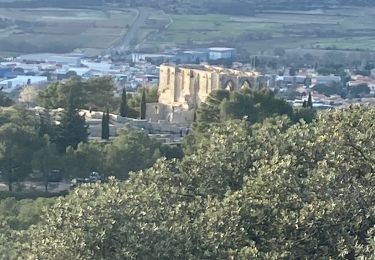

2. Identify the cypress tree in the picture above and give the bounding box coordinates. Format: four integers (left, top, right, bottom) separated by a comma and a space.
119, 88, 128, 117
307, 92, 313, 108
38, 109, 55, 139
103, 108, 110, 140
140, 90, 146, 120
101, 110, 109, 140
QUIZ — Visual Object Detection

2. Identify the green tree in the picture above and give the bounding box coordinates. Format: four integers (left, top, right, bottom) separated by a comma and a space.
63, 141, 105, 179
293, 107, 317, 123
197, 89, 230, 123
187, 89, 295, 153
128, 86, 158, 114
0, 197, 55, 258
101, 109, 110, 140
103, 128, 161, 179
0, 124, 40, 191
8, 106, 375, 259
119, 88, 128, 117
140, 90, 146, 119
84, 76, 115, 111
37, 77, 86, 109
197, 89, 293, 124
348, 83, 371, 98
31, 138, 60, 192
37, 76, 115, 111
307, 92, 313, 108
53, 90, 88, 153
313, 82, 345, 97
62, 128, 162, 180
0, 92, 14, 107
37, 109, 55, 138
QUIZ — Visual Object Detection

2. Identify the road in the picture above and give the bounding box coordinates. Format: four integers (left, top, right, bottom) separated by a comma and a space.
134, 10, 173, 51
109, 8, 152, 53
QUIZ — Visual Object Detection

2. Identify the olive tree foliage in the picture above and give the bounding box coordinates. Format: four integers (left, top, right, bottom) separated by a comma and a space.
0, 197, 56, 259
12, 105, 375, 259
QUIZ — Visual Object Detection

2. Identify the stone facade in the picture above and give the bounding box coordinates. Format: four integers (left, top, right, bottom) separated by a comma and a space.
148, 64, 265, 124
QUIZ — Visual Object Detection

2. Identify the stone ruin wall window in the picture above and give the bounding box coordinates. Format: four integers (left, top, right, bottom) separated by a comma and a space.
167, 68, 171, 85
241, 80, 251, 89
225, 80, 235, 91
181, 70, 185, 91
206, 73, 209, 93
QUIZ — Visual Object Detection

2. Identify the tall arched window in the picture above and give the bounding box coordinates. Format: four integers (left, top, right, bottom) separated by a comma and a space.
167, 68, 171, 85
241, 80, 251, 89
225, 80, 235, 91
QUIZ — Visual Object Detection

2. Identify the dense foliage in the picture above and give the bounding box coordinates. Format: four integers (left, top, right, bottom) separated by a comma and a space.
0, 105, 165, 191
37, 76, 116, 111
185, 88, 316, 153
196, 88, 314, 124
53, 91, 89, 153
2, 105, 373, 259
64, 128, 162, 179
0, 197, 56, 258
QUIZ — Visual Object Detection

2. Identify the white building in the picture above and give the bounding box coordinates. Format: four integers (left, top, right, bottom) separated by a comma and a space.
312, 75, 341, 85
208, 47, 236, 60
17, 53, 82, 67
0, 76, 48, 92
131, 53, 174, 63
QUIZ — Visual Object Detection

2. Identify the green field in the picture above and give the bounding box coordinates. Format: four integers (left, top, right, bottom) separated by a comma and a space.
0, 8, 135, 56
142, 7, 375, 54
2, 5, 375, 57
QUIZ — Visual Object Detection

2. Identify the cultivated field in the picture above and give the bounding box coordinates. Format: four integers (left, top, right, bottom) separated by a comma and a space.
2, 5, 375, 57
143, 6, 375, 54
0, 8, 136, 56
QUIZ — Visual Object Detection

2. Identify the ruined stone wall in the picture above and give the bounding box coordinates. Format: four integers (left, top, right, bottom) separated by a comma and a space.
156, 64, 263, 124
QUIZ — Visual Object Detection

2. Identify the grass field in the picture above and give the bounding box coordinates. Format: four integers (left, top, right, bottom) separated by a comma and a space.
142, 6, 375, 54
0, 8, 135, 56
2, 5, 375, 57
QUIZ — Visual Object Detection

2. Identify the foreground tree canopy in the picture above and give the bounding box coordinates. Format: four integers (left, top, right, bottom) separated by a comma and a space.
3, 105, 373, 259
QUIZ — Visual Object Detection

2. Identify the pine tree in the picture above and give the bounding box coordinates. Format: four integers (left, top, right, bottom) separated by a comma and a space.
307, 92, 313, 108
38, 109, 54, 138
119, 88, 128, 117
101, 108, 110, 140
140, 90, 147, 120
54, 89, 89, 153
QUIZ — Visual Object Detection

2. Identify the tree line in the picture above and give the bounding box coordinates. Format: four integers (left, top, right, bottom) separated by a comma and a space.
1, 76, 373, 259
0, 77, 162, 192
0, 105, 373, 259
